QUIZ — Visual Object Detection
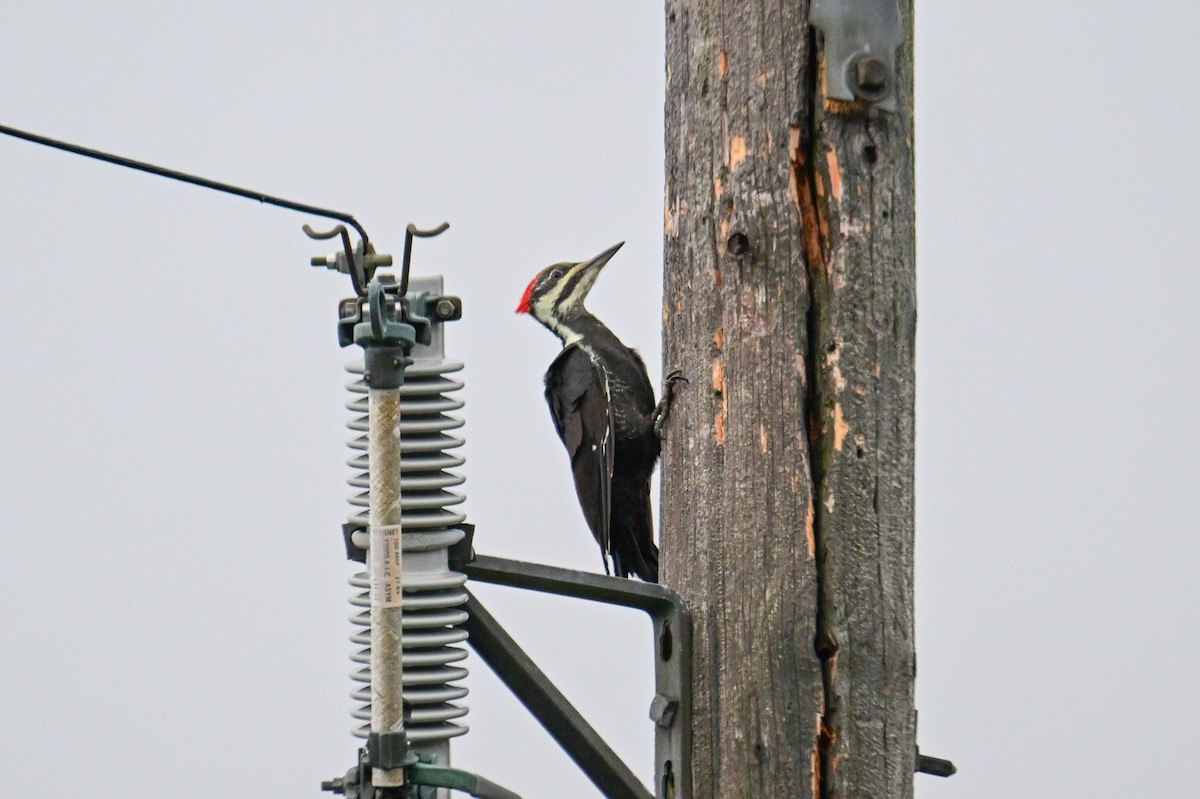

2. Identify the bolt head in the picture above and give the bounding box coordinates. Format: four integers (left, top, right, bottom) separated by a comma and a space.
849, 56, 890, 102
649, 694, 679, 727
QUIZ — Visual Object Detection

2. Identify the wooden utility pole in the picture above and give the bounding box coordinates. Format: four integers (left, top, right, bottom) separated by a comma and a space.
661, 2, 916, 798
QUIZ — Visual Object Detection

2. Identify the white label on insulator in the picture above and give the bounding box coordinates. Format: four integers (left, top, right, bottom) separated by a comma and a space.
370, 524, 404, 608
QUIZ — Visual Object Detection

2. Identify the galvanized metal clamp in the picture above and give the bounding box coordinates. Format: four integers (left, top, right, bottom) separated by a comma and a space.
322, 746, 522, 799
810, 0, 904, 111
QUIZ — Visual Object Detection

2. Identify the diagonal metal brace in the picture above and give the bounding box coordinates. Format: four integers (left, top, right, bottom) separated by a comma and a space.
463, 592, 650, 799
462, 554, 692, 799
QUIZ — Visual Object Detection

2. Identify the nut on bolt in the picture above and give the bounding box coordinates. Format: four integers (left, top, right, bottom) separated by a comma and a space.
433, 296, 463, 321
649, 694, 678, 728
848, 54, 890, 102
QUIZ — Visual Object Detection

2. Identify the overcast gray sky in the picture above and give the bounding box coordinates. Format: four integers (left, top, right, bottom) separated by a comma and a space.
1, 2, 1197, 798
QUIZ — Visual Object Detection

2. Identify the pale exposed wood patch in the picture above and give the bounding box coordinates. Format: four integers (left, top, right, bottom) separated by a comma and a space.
729, 135, 747, 171
760, 422, 767, 454
826, 147, 842, 200
715, 410, 725, 444
758, 66, 767, 89
714, 327, 724, 349
832, 403, 849, 451
824, 96, 864, 115
663, 302, 669, 326
805, 498, 815, 558
713, 176, 723, 200
712, 358, 725, 393
718, 50, 729, 78
812, 711, 822, 798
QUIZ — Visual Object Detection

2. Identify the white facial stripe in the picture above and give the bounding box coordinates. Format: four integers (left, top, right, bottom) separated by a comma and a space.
555, 264, 598, 309
532, 271, 569, 314
531, 262, 588, 319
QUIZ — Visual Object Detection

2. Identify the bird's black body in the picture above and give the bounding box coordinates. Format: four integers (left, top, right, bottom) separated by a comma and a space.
544, 321, 660, 581
517, 242, 676, 582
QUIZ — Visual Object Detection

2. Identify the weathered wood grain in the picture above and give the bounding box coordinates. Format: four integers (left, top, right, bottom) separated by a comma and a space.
662, 2, 916, 797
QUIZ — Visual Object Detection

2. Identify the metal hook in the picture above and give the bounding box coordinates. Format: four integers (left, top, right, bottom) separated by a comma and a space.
400, 222, 450, 296
304, 223, 367, 297
302, 222, 349, 242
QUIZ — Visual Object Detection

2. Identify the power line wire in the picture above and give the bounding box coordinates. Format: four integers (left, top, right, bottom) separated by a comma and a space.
0, 122, 368, 246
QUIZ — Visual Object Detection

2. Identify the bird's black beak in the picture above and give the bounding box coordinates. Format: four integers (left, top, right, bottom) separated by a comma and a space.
580, 241, 624, 274
552, 241, 624, 312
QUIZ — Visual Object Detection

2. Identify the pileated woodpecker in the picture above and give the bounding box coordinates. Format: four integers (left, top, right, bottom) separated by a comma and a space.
516, 242, 683, 582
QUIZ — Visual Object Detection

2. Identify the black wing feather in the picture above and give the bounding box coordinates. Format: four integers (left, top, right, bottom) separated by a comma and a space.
544, 344, 615, 570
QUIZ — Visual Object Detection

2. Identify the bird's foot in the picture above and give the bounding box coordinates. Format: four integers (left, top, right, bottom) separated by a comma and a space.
653, 369, 689, 439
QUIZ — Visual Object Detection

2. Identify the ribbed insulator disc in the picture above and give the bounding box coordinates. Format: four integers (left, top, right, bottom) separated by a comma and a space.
345, 323, 470, 746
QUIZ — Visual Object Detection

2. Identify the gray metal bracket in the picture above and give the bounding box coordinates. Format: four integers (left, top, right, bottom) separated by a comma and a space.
916, 750, 957, 778
461, 554, 692, 799
810, 0, 904, 111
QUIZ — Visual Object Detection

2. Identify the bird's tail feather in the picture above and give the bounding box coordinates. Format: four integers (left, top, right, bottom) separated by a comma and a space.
610, 478, 659, 582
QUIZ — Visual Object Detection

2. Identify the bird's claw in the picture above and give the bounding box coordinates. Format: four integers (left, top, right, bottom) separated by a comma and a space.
653, 369, 688, 439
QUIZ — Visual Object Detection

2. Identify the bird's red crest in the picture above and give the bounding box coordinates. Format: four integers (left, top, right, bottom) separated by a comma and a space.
515, 274, 538, 314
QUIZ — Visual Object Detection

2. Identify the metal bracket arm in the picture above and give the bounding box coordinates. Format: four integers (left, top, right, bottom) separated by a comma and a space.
462, 554, 692, 799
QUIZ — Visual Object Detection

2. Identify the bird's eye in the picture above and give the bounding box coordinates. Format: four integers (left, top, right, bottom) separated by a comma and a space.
550, 269, 564, 279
